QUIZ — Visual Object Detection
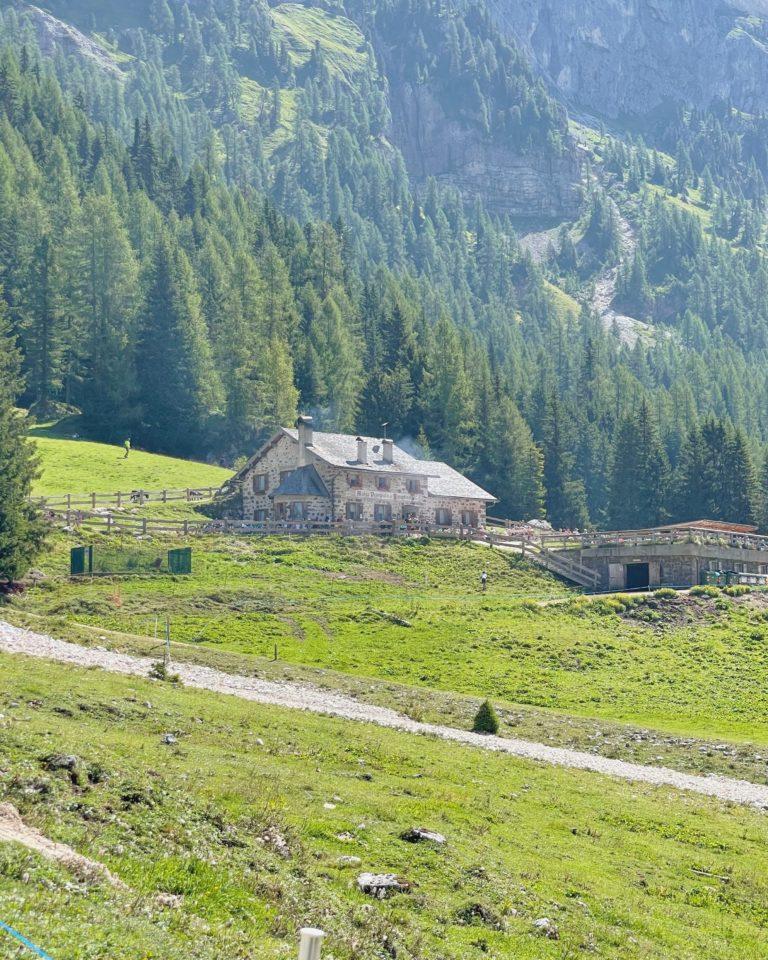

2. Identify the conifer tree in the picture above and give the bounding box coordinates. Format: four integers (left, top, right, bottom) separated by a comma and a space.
63, 193, 139, 435
135, 233, 222, 453
485, 398, 544, 520
0, 299, 46, 582
608, 400, 668, 529
542, 394, 589, 530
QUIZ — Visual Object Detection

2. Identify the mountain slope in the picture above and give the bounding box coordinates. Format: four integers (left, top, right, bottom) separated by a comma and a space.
489, 0, 768, 119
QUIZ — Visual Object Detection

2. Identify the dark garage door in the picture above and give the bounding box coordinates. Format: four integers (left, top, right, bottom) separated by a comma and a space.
626, 562, 650, 590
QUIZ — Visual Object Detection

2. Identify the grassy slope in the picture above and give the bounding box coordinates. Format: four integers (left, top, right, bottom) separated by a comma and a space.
13, 534, 768, 744
28, 419, 231, 496
2, 654, 768, 960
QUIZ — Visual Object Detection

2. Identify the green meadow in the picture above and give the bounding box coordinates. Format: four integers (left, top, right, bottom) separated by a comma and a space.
1, 654, 767, 960
11, 532, 768, 745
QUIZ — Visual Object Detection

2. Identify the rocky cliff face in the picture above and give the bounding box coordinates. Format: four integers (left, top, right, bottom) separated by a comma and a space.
488, 0, 768, 118
22, 4, 123, 77
389, 83, 582, 219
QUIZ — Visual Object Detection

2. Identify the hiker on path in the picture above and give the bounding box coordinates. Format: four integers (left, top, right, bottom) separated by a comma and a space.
481, 570, 488, 592
123, 438, 131, 459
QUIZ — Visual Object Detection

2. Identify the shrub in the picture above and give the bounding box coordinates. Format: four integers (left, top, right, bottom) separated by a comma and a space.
690, 585, 720, 598
654, 588, 677, 600
473, 700, 499, 735
724, 585, 751, 597
149, 661, 180, 683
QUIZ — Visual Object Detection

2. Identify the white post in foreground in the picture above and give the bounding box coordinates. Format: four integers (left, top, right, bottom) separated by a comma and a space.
298, 927, 325, 960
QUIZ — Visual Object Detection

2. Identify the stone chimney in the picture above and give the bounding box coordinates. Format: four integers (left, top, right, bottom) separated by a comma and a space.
382, 438, 394, 465
297, 415, 314, 466
356, 436, 368, 464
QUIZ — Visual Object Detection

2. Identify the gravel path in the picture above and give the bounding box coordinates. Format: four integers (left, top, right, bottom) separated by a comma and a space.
3, 620, 768, 810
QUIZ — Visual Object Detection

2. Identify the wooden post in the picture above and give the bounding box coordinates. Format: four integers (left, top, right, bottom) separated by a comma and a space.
67, 493, 71, 511
162, 489, 167, 503
142, 518, 148, 535
91, 492, 96, 509
117, 490, 122, 508
164, 618, 171, 669
183, 520, 189, 535
107, 514, 113, 534
298, 928, 324, 960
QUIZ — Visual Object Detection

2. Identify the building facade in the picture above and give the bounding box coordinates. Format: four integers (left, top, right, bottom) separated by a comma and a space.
226, 416, 495, 529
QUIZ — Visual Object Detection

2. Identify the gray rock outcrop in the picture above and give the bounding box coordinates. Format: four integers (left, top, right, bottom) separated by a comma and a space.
389, 82, 582, 218
489, 0, 768, 118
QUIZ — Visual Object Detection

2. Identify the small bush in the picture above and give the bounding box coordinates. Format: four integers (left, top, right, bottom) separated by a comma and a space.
149, 661, 180, 684
724, 585, 751, 597
473, 700, 499, 735
654, 588, 677, 600
690, 585, 720, 598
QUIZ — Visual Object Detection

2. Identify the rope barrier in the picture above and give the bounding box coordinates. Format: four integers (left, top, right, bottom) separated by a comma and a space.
0, 921, 55, 959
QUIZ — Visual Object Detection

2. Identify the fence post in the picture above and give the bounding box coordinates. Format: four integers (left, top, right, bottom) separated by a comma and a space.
298, 928, 324, 960
66, 493, 71, 511
91, 492, 96, 509
142, 518, 148, 535
183, 520, 189, 535
162, 489, 167, 503
117, 491, 122, 508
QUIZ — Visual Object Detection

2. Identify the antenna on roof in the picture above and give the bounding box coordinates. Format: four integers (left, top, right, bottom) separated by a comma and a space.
381, 422, 389, 440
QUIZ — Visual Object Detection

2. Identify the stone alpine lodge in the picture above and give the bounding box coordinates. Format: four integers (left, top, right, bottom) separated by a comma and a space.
225, 416, 496, 531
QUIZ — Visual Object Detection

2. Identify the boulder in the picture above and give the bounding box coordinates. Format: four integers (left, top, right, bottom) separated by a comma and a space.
357, 873, 410, 899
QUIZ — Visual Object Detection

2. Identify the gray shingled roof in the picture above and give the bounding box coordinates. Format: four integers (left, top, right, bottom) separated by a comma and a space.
417, 460, 496, 502
268, 464, 331, 500
283, 429, 420, 473
282, 429, 495, 502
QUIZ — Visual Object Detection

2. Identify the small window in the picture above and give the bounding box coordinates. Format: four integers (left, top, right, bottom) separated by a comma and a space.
255, 509, 269, 522
376, 476, 390, 491
402, 505, 418, 522
346, 502, 363, 521
435, 508, 452, 526
374, 503, 392, 522
348, 473, 363, 488
406, 477, 421, 494
280, 470, 293, 484
290, 501, 306, 520
460, 510, 478, 528
253, 472, 269, 494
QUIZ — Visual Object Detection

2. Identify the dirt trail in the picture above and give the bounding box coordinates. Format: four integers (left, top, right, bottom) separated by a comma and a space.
3, 620, 768, 810
0, 802, 125, 887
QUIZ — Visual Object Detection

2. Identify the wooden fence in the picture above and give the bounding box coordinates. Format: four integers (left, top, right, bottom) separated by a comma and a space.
47, 509, 492, 541
31, 486, 221, 510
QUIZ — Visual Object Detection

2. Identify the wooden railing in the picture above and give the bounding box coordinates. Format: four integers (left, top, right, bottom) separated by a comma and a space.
539, 526, 768, 554
31, 486, 221, 510
45, 509, 489, 540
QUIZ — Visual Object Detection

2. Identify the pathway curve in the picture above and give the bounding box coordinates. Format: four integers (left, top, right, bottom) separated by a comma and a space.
3, 620, 768, 810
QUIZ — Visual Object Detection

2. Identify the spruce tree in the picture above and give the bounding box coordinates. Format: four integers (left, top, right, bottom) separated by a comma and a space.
608, 400, 668, 529
0, 300, 46, 583
542, 394, 589, 530
472, 700, 499, 735
485, 398, 544, 521
135, 233, 222, 454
